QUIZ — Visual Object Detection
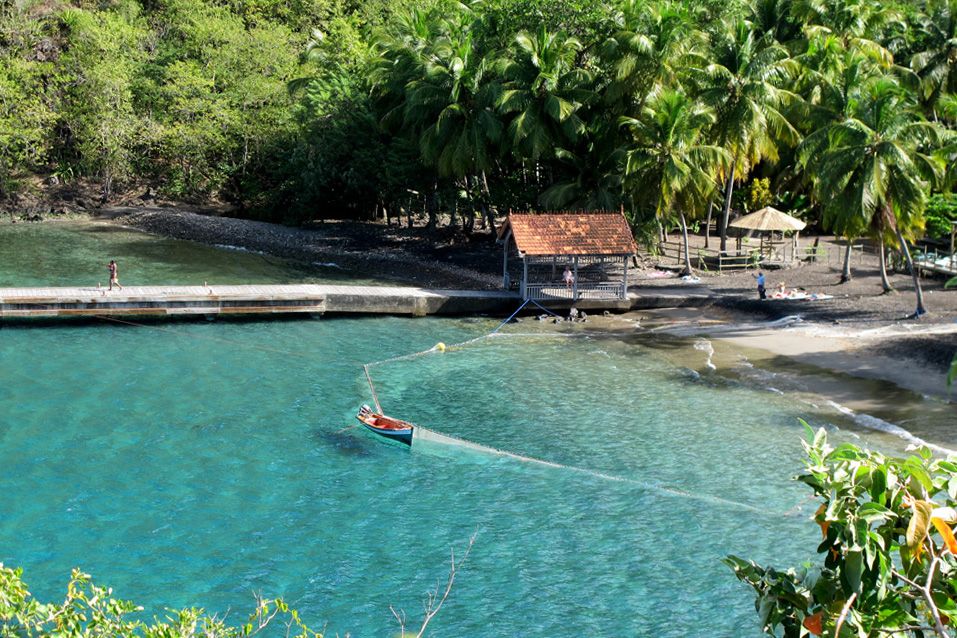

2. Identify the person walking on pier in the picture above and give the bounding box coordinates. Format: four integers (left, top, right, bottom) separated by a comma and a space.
108, 259, 123, 291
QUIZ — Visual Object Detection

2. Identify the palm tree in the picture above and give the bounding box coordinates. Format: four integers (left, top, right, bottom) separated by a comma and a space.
599, 0, 705, 114
620, 90, 730, 274
497, 26, 593, 162
909, 0, 957, 114
692, 19, 800, 254
804, 78, 946, 317
796, 45, 883, 283
402, 19, 504, 230
791, 0, 899, 65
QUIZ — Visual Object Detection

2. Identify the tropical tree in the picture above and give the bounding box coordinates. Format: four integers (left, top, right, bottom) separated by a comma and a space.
497, 26, 593, 163
401, 10, 504, 231
909, 0, 957, 115
803, 78, 946, 317
692, 19, 801, 253
791, 0, 900, 65
620, 90, 730, 274
599, 0, 705, 115
796, 45, 883, 284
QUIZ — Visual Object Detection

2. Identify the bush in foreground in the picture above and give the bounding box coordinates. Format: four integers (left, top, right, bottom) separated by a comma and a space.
727, 425, 957, 637
0, 565, 319, 638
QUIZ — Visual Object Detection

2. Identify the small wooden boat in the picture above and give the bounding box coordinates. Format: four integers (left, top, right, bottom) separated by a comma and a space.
356, 404, 414, 446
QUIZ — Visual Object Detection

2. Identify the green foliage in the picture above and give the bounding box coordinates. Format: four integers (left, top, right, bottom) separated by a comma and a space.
0, 0, 953, 233
0, 564, 320, 638
0, 7, 56, 196
57, 3, 151, 198
926, 193, 957, 239
728, 425, 957, 637
749, 177, 772, 211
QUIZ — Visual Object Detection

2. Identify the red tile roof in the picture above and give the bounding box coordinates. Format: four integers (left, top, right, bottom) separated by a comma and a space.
501, 212, 637, 256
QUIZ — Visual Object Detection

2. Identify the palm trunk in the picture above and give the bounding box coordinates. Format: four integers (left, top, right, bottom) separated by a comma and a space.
704, 202, 713, 249
426, 180, 439, 230
840, 240, 853, 283
893, 222, 927, 317
480, 170, 496, 235
878, 241, 893, 293
679, 212, 693, 276
719, 164, 736, 254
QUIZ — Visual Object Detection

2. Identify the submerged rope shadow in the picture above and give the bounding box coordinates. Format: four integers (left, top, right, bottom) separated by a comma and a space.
413, 425, 767, 515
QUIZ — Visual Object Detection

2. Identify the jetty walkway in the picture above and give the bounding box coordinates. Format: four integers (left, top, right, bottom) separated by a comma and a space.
0, 284, 712, 320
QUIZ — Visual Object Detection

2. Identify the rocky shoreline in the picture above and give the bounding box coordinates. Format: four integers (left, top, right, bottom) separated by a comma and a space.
105, 206, 502, 290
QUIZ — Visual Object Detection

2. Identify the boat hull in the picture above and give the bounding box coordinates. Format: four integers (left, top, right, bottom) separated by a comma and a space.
356, 405, 414, 446
359, 421, 413, 446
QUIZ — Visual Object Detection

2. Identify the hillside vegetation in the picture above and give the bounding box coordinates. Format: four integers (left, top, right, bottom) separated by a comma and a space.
0, 0, 954, 241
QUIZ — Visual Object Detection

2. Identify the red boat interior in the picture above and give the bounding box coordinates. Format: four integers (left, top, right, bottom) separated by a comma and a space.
361, 413, 411, 431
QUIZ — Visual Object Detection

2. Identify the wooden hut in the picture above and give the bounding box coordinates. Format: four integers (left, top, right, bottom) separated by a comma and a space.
497, 211, 637, 300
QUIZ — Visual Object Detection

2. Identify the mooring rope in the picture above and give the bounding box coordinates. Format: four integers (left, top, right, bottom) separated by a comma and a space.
362, 364, 382, 414
489, 298, 531, 334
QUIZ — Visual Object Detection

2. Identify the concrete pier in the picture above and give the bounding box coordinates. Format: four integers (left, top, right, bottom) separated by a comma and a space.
0, 284, 714, 320
0, 285, 520, 319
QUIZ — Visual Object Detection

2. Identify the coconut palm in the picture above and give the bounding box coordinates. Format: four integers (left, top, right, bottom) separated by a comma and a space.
497, 26, 593, 162
804, 78, 946, 317
910, 0, 957, 113
796, 46, 884, 283
599, 0, 705, 114
791, 0, 899, 65
692, 19, 800, 254
620, 90, 730, 274
402, 24, 504, 231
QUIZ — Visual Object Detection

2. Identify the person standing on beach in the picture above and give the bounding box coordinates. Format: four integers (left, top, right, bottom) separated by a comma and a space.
754, 271, 766, 299
108, 259, 123, 291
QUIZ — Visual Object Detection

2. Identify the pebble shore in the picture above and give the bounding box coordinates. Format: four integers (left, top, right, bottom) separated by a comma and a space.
109, 206, 502, 290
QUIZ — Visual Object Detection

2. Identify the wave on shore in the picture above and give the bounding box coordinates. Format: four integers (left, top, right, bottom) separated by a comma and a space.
826, 400, 956, 456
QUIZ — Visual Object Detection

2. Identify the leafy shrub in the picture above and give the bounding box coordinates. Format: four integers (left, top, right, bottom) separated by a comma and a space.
925, 193, 957, 239
727, 425, 957, 637
0, 565, 321, 638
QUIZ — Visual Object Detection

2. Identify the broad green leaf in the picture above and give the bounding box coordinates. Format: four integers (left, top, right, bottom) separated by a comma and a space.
906, 500, 933, 558
843, 549, 864, 595
869, 467, 887, 502
859, 502, 896, 525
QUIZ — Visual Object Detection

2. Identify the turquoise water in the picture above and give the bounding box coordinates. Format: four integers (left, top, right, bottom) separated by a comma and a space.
0, 222, 366, 287
0, 316, 906, 637
0, 222, 941, 636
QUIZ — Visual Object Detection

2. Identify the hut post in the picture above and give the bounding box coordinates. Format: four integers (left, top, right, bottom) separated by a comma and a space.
572, 256, 579, 300
621, 254, 628, 298
501, 228, 513, 289
521, 258, 528, 299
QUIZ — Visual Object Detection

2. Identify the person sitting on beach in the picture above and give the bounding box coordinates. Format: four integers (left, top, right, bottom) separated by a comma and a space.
563, 265, 574, 289
768, 281, 788, 298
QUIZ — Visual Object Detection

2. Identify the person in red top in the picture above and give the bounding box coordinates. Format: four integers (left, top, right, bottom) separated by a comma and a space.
108, 259, 123, 291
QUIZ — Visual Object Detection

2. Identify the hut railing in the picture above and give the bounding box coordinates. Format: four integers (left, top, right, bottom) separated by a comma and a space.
658, 241, 760, 271
523, 282, 625, 301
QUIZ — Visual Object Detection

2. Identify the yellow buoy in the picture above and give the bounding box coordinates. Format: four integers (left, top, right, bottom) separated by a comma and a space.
435, 342, 446, 352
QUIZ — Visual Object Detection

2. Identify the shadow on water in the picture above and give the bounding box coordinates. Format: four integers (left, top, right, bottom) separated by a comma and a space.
311, 428, 374, 457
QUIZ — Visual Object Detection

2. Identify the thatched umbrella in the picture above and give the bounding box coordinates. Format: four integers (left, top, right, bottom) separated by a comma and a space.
730, 206, 806, 232
730, 207, 806, 262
